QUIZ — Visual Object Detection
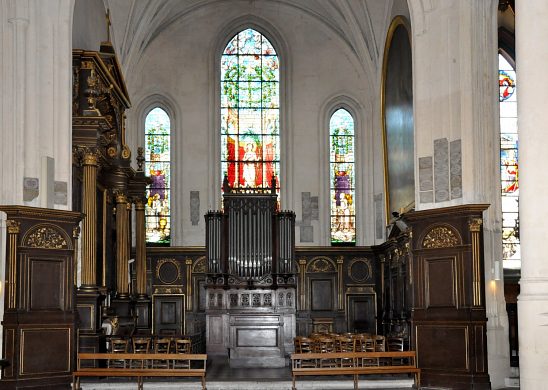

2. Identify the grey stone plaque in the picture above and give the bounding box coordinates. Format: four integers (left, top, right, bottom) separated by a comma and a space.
190, 191, 200, 225
434, 138, 449, 202
418, 156, 433, 192
23, 177, 39, 201
450, 139, 462, 199
54, 181, 68, 205
420, 191, 434, 204
310, 196, 319, 220
300, 225, 313, 243
301, 192, 311, 225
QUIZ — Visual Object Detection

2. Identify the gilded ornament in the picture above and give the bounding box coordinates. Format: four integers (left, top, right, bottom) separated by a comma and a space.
156, 259, 181, 284
6, 220, 20, 234
348, 258, 372, 283
309, 257, 335, 273
193, 257, 207, 273
24, 226, 68, 249
107, 146, 117, 158
121, 146, 131, 160
422, 226, 460, 249
469, 218, 483, 233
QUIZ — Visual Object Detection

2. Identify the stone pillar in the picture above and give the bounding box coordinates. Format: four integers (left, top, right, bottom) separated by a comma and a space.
115, 192, 130, 298
80, 151, 98, 290
516, 1, 548, 387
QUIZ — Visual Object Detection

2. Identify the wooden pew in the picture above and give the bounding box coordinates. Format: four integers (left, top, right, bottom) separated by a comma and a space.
291, 350, 420, 390
73, 352, 207, 390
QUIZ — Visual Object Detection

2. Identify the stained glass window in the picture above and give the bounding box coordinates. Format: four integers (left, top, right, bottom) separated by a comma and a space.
499, 54, 519, 269
330, 108, 356, 244
221, 28, 280, 194
145, 107, 171, 244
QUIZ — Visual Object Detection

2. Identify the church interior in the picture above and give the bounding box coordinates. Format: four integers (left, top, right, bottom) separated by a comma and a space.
2, 0, 546, 389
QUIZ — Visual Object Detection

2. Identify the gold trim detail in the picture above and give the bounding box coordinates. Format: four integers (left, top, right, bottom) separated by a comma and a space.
193, 256, 207, 273
469, 218, 483, 306
422, 226, 460, 249
155, 259, 181, 284
6, 220, 20, 234
347, 258, 373, 283
23, 225, 68, 249
307, 257, 336, 273
186, 258, 193, 311
381, 15, 413, 223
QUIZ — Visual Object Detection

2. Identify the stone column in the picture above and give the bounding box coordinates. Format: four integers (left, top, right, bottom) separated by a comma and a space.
80, 151, 98, 290
115, 192, 130, 298
516, 1, 548, 387
134, 199, 147, 298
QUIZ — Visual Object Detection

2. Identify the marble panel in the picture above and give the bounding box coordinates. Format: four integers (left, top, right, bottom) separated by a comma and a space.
450, 139, 462, 199
434, 138, 449, 202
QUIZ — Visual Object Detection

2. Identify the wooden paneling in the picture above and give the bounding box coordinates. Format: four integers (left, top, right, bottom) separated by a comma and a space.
29, 258, 64, 310
20, 328, 71, 375
425, 257, 457, 308
416, 325, 469, 370
152, 295, 184, 335
310, 279, 334, 311
0, 206, 81, 389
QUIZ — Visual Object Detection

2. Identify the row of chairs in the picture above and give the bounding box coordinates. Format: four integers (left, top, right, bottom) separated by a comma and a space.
294, 335, 405, 368
108, 337, 192, 369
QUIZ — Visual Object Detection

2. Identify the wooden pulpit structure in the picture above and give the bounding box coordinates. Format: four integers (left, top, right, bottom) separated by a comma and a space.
204, 178, 296, 367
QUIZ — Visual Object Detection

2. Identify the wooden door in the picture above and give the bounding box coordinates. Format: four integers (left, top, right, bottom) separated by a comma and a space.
152, 294, 185, 335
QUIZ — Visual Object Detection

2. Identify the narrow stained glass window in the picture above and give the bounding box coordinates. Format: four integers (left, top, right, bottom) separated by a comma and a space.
145, 107, 171, 244
221, 28, 280, 194
499, 53, 519, 269
330, 108, 356, 244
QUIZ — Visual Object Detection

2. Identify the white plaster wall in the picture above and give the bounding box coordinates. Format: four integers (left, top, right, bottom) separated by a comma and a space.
72, 0, 107, 51
0, 0, 74, 366
125, 1, 376, 247
408, 0, 510, 387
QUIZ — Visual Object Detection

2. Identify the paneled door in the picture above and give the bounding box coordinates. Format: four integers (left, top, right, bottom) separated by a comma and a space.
152, 294, 185, 335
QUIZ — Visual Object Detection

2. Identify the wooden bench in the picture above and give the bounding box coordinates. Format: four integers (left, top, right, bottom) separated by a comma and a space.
291, 351, 420, 390
73, 352, 207, 390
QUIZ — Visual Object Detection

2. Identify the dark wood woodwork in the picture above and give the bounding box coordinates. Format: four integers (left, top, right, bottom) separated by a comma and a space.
290, 351, 420, 390
74, 353, 207, 390
380, 205, 491, 389
0, 206, 82, 389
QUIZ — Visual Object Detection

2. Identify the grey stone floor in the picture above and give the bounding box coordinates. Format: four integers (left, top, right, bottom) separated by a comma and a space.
78, 357, 417, 389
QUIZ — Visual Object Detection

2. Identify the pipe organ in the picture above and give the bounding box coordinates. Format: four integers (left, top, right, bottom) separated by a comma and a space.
204, 181, 296, 367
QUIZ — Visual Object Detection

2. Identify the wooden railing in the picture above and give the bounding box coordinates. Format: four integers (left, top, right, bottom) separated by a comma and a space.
290, 351, 420, 390
73, 353, 207, 390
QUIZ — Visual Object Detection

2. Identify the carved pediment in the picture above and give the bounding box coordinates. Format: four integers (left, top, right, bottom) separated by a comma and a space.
421, 225, 461, 249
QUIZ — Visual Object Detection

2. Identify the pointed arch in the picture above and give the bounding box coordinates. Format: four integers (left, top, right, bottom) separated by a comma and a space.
144, 106, 172, 245
210, 16, 291, 208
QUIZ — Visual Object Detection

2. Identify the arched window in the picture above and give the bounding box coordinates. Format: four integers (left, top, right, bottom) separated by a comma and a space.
499, 53, 519, 270
330, 108, 356, 244
144, 107, 171, 244
220, 28, 280, 194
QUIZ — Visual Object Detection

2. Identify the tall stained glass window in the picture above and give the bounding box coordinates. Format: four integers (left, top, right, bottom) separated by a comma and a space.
145, 107, 171, 244
330, 108, 356, 244
221, 28, 280, 193
499, 53, 519, 269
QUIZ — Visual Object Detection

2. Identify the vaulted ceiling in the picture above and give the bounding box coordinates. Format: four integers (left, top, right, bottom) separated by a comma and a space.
105, 0, 400, 77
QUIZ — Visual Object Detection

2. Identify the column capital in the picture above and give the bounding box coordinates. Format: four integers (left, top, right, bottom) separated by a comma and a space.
6, 220, 20, 234
134, 198, 146, 210
114, 192, 128, 204
469, 217, 483, 233
73, 225, 81, 239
